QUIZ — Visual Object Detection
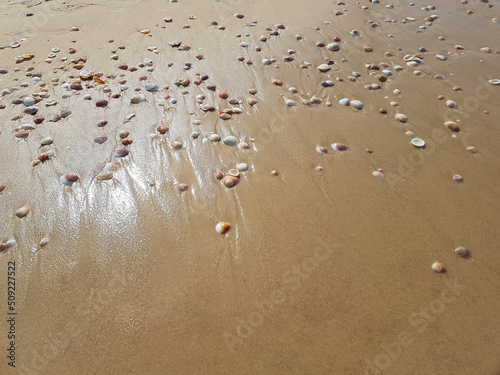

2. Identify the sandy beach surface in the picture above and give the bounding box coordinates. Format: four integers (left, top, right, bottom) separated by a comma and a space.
0, 0, 499, 374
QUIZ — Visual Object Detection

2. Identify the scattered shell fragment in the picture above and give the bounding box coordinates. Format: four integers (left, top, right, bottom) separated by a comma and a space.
431, 262, 446, 273
216, 222, 231, 234
15, 206, 30, 218
454, 247, 470, 258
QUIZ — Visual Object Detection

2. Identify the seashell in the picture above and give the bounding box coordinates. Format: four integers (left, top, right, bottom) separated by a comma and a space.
38, 153, 50, 162
454, 247, 470, 258
208, 134, 221, 142
140, 29, 150, 34
285, 99, 295, 107
70, 82, 83, 90
40, 137, 53, 146
45, 100, 57, 107
164, 16, 173, 22
96, 100, 108, 108
215, 171, 224, 179
445, 121, 460, 132
94, 136, 107, 144
156, 125, 169, 135
219, 113, 231, 120
79, 70, 92, 80
395, 113, 408, 123
218, 91, 229, 99
326, 43, 340, 51
39, 237, 50, 248
272, 79, 283, 86
24, 97, 35, 106
60, 108, 72, 118
317, 64, 331, 72
5, 238, 16, 249
466, 146, 477, 153
145, 83, 158, 92
238, 142, 250, 150
350, 100, 363, 110
216, 222, 231, 234
372, 171, 385, 178
25, 106, 39, 114
488, 79, 500, 86
452, 174, 463, 182
247, 98, 258, 106
363, 46, 373, 52
191, 132, 199, 139
228, 169, 240, 177
379, 109, 387, 114
236, 163, 248, 171
121, 138, 133, 145
316, 146, 328, 154
21, 123, 35, 130
339, 98, 350, 106
0, 184, 5, 193
130, 94, 146, 104
15, 206, 30, 218
411, 138, 425, 148
115, 148, 129, 157
223, 136, 238, 146
431, 262, 446, 273
15, 131, 30, 139
446, 100, 457, 108
98, 171, 113, 180
176, 183, 188, 192
61, 174, 78, 186
310, 96, 322, 104
171, 140, 183, 150
97, 120, 108, 127
332, 143, 347, 152
222, 176, 239, 188
0, 243, 6, 252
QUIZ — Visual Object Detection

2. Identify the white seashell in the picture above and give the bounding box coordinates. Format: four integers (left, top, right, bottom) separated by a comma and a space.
236, 163, 248, 171
339, 98, 350, 106
289, 87, 298, 93
223, 136, 238, 146
350, 100, 363, 109
39, 237, 50, 248
411, 138, 425, 148
316, 146, 328, 154
208, 134, 221, 142
317, 64, 331, 72
5, 238, 16, 249
489, 79, 500, 85
216, 222, 231, 234
446, 100, 457, 108
395, 113, 408, 123
372, 171, 385, 178
21, 123, 35, 130
285, 99, 295, 107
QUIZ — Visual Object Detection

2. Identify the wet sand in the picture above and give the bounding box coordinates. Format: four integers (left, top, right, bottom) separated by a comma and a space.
0, 0, 499, 374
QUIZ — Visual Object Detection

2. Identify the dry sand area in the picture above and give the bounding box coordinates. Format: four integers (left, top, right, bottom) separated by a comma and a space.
0, 0, 500, 374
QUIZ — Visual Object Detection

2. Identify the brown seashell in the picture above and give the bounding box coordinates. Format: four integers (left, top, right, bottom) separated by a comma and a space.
176, 183, 188, 192
216, 222, 231, 234
15, 206, 30, 218
271, 170, 279, 176
96, 100, 108, 108
98, 171, 113, 180
193, 79, 202, 85
33, 116, 44, 124
121, 138, 133, 145
272, 79, 283, 86
247, 98, 258, 106
38, 153, 49, 162
118, 64, 128, 70
171, 140, 183, 150
115, 148, 129, 157
379, 108, 387, 114
0, 184, 5, 193
195, 54, 204, 60
94, 136, 108, 144
363, 46, 374, 52
222, 175, 239, 188
218, 91, 229, 99
15, 131, 30, 139
97, 119, 108, 127
93, 77, 104, 84
206, 84, 216, 91
70, 82, 82, 90
446, 122, 460, 132
215, 171, 224, 179
219, 113, 231, 120
157, 125, 169, 134
0, 243, 6, 252
65, 173, 79, 183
